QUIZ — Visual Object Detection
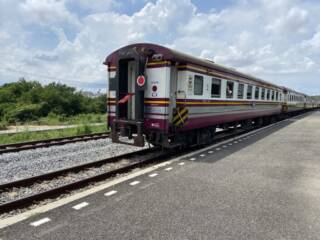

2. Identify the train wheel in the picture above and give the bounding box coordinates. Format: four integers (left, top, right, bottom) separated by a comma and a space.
241, 119, 253, 130
254, 118, 263, 127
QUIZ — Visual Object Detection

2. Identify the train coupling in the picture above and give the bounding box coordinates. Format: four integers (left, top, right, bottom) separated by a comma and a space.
111, 119, 145, 147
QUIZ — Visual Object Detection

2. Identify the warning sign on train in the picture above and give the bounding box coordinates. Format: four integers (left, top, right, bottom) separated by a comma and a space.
137, 75, 145, 86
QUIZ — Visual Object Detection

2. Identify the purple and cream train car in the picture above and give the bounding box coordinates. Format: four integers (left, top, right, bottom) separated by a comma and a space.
104, 43, 315, 148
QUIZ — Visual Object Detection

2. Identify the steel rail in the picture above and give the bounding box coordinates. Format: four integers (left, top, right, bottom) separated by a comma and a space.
0, 147, 171, 213
0, 132, 110, 154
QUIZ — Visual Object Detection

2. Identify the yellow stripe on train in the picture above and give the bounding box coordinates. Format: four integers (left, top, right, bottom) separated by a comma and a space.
172, 107, 189, 127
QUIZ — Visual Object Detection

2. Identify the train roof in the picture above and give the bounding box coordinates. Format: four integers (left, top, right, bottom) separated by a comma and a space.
105, 43, 306, 94
280, 85, 310, 97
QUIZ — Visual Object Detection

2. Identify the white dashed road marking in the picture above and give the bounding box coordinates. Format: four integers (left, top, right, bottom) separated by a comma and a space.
190, 158, 196, 161
200, 154, 205, 157
216, 148, 221, 151
178, 162, 185, 166
149, 173, 158, 178
104, 190, 117, 196
30, 218, 51, 227
223, 145, 227, 148
72, 202, 89, 210
165, 167, 173, 171
140, 182, 155, 189
129, 181, 140, 186
208, 151, 213, 154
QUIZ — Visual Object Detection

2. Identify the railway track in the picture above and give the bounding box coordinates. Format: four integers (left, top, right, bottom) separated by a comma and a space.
0, 147, 176, 213
0, 111, 312, 214
0, 132, 110, 155
0, 126, 253, 214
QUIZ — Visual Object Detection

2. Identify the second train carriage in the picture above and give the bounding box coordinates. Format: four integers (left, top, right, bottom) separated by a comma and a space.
104, 43, 316, 148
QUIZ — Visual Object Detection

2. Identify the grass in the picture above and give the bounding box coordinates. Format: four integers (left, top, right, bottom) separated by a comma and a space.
0, 124, 109, 145
36, 113, 106, 125
6, 113, 106, 127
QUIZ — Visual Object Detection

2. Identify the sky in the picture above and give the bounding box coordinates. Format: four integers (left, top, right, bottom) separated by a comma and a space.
0, 0, 319, 94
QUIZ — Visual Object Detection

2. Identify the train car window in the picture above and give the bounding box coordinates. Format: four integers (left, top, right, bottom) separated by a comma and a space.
276, 92, 279, 101
261, 88, 265, 100
247, 85, 253, 99
226, 81, 234, 99
255, 87, 260, 100
271, 91, 275, 101
211, 78, 221, 98
238, 83, 244, 99
194, 75, 203, 95
266, 89, 270, 100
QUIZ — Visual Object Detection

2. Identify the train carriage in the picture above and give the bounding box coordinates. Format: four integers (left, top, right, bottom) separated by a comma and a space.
282, 87, 309, 113
104, 43, 316, 148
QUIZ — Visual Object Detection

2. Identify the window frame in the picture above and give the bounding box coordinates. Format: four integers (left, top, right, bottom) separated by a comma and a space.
266, 89, 270, 100
247, 85, 253, 100
254, 87, 260, 100
194, 75, 204, 96
261, 88, 265, 100
226, 81, 234, 99
238, 83, 244, 99
211, 78, 221, 98
271, 90, 275, 101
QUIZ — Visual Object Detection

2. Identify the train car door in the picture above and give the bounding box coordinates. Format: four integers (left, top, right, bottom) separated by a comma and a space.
127, 61, 136, 120
169, 66, 178, 121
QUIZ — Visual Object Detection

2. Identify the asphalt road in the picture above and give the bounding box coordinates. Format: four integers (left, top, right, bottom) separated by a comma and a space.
1, 111, 320, 240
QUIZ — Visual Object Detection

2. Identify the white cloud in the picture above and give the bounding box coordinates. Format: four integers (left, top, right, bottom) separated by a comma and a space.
265, 7, 309, 34
68, 0, 118, 12
19, 0, 81, 27
302, 28, 320, 50
0, 0, 319, 93
0, 31, 10, 41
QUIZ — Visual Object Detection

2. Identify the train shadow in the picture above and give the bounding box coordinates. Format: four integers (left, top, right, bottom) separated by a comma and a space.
180, 111, 317, 164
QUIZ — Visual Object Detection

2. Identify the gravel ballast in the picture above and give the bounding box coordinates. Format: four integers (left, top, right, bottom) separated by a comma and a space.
0, 138, 146, 184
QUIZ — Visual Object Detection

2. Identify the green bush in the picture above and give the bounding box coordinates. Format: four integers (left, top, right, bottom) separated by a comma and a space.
0, 79, 107, 125
0, 121, 8, 130
6, 104, 43, 123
